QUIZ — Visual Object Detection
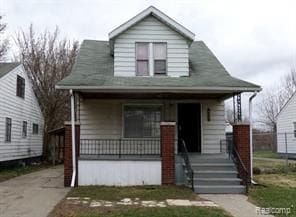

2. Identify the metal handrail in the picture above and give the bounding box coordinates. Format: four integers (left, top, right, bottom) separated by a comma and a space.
220, 138, 250, 193
179, 139, 194, 190
231, 145, 250, 193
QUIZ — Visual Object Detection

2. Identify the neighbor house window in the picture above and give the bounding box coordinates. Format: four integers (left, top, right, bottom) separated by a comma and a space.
32, 123, 39, 135
22, 121, 27, 138
16, 75, 25, 98
124, 106, 161, 138
5, 118, 12, 142
153, 43, 167, 75
294, 122, 296, 138
136, 43, 149, 76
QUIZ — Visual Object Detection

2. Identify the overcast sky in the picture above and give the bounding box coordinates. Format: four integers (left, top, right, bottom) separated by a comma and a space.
1, 0, 296, 96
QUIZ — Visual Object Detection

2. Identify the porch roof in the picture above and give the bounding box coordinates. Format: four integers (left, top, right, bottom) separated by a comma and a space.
56, 40, 261, 93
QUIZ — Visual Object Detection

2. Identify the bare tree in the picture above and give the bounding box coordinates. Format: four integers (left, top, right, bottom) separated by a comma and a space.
16, 25, 79, 159
258, 69, 296, 131
0, 15, 9, 61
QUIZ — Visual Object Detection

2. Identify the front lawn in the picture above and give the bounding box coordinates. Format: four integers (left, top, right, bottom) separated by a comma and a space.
74, 207, 231, 217
68, 185, 196, 201
254, 150, 280, 159
249, 174, 296, 217
49, 186, 232, 217
0, 163, 50, 182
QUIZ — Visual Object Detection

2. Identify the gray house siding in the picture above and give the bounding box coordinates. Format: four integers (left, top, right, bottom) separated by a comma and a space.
114, 16, 189, 77
0, 65, 44, 161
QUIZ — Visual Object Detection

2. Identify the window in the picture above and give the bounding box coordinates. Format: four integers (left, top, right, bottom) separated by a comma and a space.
5, 118, 12, 142
22, 121, 27, 138
16, 75, 25, 98
153, 43, 167, 75
294, 122, 296, 138
136, 43, 149, 76
124, 106, 161, 138
32, 123, 39, 135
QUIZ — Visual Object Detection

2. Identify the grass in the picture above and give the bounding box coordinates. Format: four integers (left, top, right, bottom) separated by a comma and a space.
74, 207, 232, 217
254, 150, 281, 159
0, 163, 50, 182
68, 185, 196, 201
249, 173, 296, 216
253, 158, 296, 174
49, 186, 232, 217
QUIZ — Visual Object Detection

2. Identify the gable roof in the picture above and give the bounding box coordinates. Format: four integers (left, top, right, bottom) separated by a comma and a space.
0, 62, 21, 79
276, 91, 296, 120
109, 6, 195, 42
56, 40, 261, 92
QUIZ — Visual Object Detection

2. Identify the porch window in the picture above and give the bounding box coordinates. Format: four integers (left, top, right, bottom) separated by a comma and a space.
136, 43, 149, 76
124, 106, 161, 138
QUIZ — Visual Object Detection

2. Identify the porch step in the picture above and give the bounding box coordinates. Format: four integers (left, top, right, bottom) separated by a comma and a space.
183, 153, 245, 194
193, 170, 238, 178
191, 163, 236, 171
193, 178, 242, 186
194, 185, 246, 194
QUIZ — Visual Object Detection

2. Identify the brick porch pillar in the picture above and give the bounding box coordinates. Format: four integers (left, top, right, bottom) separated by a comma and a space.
64, 122, 80, 187
160, 122, 175, 185
233, 123, 250, 182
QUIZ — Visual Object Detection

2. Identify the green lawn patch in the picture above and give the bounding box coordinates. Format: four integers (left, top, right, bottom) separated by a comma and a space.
254, 158, 296, 174
68, 185, 196, 201
76, 207, 231, 217
254, 150, 280, 159
249, 174, 296, 217
0, 163, 50, 182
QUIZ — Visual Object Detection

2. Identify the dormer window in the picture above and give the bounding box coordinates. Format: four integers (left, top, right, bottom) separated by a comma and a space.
136, 43, 149, 76
154, 43, 167, 75
135, 42, 167, 76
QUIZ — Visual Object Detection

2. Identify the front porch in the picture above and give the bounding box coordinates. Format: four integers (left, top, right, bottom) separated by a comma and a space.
63, 91, 252, 193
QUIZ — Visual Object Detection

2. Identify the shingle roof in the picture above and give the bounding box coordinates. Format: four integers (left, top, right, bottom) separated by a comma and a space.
57, 40, 261, 92
0, 62, 21, 79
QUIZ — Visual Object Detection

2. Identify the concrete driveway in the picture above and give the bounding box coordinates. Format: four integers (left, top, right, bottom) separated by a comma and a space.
0, 165, 69, 217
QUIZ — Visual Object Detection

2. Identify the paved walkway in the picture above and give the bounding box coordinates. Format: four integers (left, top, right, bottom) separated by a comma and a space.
0, 165, 69, 217
200, 194, 274, 217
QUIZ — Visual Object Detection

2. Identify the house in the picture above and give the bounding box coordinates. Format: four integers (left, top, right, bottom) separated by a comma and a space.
0, 63, 44, 162
56, 6, 261, 193
276, 92, 296, 157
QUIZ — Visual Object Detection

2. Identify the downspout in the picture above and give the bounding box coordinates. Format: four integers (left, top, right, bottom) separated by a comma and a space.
249, 91, 257, 182
70, 89, 76, 187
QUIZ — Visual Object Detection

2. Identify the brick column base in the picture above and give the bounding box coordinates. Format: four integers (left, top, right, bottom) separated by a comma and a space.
233, 123, 250, 182
64, 123, 80, 187
160, 122, 175, 185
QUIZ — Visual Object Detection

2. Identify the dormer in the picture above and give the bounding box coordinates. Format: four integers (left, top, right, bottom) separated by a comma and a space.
109, 6, 195, 77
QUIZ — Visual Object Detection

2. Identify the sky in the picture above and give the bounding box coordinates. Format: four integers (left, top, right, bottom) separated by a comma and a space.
1, 0, 296, 121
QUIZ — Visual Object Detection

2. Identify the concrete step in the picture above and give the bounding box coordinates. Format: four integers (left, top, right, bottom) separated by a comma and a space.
194, 185, 246, 194
189, 158, 232, 164
191, 163, 236, 171
193, 177, 242, 186
193, 170, 238, 178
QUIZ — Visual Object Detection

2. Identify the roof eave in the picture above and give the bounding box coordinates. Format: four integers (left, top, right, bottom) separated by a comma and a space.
55, 85, 262, 93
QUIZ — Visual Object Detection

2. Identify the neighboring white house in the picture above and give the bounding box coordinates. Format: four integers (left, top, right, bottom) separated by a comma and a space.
0, 63, 44, 162
57, 6, 261, 193
276, 92, 296, 155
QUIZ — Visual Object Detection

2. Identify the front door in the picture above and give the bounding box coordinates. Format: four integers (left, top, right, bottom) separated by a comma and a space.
178, 103, 201, 153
